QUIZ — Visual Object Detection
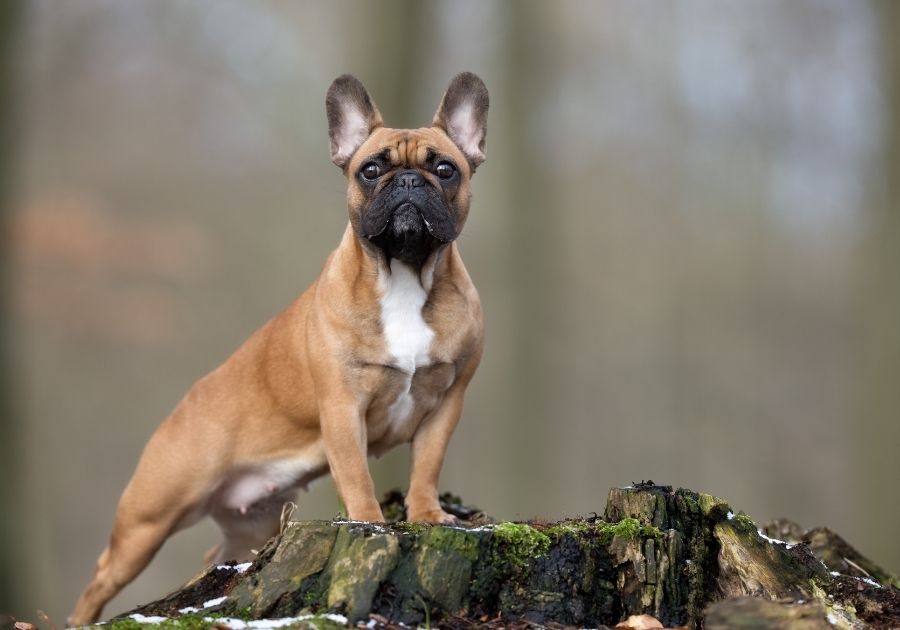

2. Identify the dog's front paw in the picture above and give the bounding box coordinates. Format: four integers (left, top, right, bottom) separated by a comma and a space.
348, 506, 386, 523
407, 507, 458, 525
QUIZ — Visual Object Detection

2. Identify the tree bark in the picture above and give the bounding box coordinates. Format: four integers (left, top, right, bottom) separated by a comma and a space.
105, 485, 899, 629
857, 0, 900, 577
0, 0, 22, 617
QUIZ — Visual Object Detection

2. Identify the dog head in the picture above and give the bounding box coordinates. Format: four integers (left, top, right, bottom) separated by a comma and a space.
326, 73, 488, 266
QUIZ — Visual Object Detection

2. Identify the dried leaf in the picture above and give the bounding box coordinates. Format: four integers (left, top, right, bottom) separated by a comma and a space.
616, 614, 664, 629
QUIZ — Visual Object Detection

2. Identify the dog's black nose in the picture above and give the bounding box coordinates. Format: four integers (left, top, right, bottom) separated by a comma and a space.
396, 170, 424, 190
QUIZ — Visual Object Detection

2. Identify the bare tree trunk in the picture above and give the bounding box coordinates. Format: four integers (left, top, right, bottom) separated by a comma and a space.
858, 0, 900, 575
0, 0, 22, 615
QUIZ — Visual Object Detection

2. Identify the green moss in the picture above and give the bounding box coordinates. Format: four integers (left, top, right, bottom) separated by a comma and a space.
325, 528, 400, 621
596, 517, 661, 545
104, 613, 227, 630
679, 493, 700, 515
303, 617, 350, 630
602, 518, 638, 542
302, 575, 329, 609
544, 519, 663, 551
642, 525, 663, 540
383, 526, 481, 614
393, 521, 431, 535
697, 493, 731, 519
421, 526, 480, 562
491, 522, 551, 568
544, 520, 595, 539
731, 513, 757, 534
810, 580, 863, 628
228, 607, 253, 620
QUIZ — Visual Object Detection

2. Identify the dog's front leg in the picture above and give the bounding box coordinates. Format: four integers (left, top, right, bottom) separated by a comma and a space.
319, 395, 385, 522
406, 381, 469, 524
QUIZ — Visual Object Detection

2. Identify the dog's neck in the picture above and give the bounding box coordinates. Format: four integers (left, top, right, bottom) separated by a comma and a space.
337, 222, 451, 294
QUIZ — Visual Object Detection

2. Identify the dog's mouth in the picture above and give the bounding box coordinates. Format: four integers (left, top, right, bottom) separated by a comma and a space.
368, 202, 444, 265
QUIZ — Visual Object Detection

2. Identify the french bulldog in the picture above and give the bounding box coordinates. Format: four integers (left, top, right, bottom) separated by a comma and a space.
68, 72, 488, 625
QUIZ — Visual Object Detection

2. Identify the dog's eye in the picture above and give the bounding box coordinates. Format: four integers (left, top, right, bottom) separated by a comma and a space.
435, 161, 456, 179
360, 162, 381, 181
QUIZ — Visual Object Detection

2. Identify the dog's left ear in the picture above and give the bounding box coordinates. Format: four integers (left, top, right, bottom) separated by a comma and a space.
326, 74, 384, 169
433, 72, 489, 169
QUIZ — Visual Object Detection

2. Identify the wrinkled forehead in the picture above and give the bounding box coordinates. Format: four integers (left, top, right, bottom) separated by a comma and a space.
349, 127, 469, 174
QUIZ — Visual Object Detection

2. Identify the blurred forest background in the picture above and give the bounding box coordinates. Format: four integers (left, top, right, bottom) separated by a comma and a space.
1, 0, 898, 624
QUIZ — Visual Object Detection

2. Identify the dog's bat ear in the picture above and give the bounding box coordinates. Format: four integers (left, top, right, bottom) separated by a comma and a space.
433, 72, 489, 169
326, 75, 384, 169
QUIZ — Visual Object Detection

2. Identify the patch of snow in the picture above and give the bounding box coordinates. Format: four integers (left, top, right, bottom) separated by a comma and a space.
202, 595, 228, 608
320, 614, 348, 624
334, 519, 492, 534
365, 620, 378, 629
827, 611, 838, 625
178, 606, 200, 614
862, 577, 882, 588
216, 561, 254, 573
447, 524, 492, 533
834, 573, 883, 588
332, 520, 390, 533
757, 530, 795, 549
206, 615, 349, 629
215, 561, 253, 573
726, 511, 734, 520
129, 614, 167, 624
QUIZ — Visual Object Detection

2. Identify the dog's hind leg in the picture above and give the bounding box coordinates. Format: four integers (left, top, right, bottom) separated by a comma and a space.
69, 516, 172, 625
68, 481, 204, 625
68, 414, 218, 626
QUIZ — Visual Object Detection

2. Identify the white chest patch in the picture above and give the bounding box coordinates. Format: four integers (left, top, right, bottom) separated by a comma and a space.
379, 260, 435, 425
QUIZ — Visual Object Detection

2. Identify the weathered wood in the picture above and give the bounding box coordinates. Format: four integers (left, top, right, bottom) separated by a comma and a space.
107, 485, 899, 629
704, 597, 832, 630
764, 518, 899, 589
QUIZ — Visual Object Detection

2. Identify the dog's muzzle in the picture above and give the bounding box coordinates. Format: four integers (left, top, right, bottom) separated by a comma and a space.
365, 169, 455, 265
371, 202, 436, 265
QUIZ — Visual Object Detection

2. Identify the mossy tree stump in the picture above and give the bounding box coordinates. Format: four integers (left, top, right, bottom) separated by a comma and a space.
110, 485, 899, 629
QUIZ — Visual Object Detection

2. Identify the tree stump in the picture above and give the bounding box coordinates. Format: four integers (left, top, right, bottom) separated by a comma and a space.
104, 484, 899, 629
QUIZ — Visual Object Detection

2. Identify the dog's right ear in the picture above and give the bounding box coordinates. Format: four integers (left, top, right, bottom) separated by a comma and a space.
326, 75, 383, 169
433, 72, 489, 169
